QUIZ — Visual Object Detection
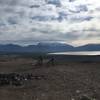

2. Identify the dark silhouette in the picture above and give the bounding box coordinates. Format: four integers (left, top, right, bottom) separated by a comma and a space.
37, 56, 43, 66
50, 58, 55, 66
47, 57, 55, 66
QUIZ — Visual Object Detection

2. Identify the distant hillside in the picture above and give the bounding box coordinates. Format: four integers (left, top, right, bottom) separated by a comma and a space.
76, 44, 100, 51
0, 43, 100, 53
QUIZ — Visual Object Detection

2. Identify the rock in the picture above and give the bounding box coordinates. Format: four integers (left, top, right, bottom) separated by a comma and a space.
76, 90, 81, 94
80, 95, 91, 100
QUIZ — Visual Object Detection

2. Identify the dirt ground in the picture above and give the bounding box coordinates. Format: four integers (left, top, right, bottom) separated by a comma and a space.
0, 56, 100, 100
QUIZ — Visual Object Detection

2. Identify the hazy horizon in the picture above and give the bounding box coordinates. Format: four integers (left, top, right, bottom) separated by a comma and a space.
0, 42, 100, 47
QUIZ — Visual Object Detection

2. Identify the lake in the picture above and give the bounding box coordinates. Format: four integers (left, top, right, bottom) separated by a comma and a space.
48, 51, 100, 61
49, 51, 100, 56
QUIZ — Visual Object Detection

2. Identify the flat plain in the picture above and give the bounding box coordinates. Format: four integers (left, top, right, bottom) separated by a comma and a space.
0, 55, 100, 100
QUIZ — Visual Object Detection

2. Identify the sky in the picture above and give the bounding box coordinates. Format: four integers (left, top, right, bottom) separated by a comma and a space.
0, 0, 100, 46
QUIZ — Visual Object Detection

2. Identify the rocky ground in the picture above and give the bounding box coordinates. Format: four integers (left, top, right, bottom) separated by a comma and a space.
0, 56, 100, 100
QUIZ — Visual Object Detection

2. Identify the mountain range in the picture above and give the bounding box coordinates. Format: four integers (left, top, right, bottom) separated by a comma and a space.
0, 43, 100, 53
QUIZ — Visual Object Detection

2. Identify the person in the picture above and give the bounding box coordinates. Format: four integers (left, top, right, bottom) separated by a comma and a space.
47, 57, 55, 66
38, 56, 43, 66
50, 58, 55, 66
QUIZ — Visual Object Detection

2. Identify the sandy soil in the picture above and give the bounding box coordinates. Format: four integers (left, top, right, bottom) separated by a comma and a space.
0, 56, 100, 100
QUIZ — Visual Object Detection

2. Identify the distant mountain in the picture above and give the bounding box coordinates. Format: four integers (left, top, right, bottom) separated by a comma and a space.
76, 44, 100, 51
0, 44, 23, 52
0, 43, 100, 53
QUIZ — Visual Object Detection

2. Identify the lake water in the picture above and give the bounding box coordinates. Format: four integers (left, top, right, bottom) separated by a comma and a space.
49, 51, 100, 56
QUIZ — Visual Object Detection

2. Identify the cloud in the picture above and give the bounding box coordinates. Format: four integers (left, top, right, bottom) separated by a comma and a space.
0, 0, 100, 45
46, 0, 61, 7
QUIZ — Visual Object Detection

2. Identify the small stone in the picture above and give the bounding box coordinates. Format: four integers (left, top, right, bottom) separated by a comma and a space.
71, 98, 75, 100
76, 90, 81, 94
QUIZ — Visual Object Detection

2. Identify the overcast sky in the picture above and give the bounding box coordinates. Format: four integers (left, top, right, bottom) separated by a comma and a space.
0, 0, 100, 46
